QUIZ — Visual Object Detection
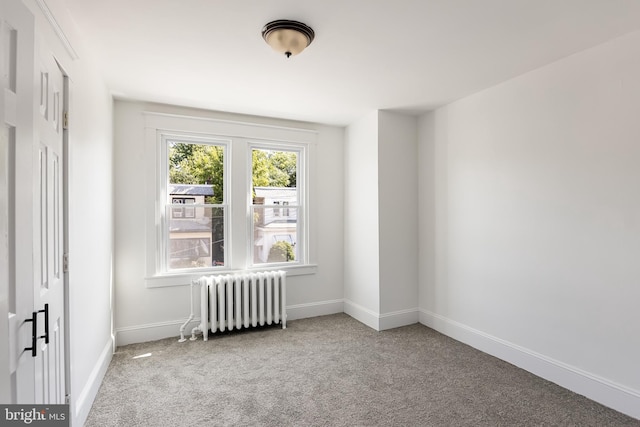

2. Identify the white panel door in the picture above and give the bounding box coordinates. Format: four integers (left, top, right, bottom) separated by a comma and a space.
1, 0, 66, 403
33, 40, 66, 404
0, 0, 36, 403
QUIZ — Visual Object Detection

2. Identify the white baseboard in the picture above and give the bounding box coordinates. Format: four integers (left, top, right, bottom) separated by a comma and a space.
73, 337, 113, 427
343, 300, 419, 331
286, 299, 344, 321
380, 307, 419, 330
343, 299, 381, 330
419, 309, 640, 420
115, 299, 346, 346
115, 318, 198, 346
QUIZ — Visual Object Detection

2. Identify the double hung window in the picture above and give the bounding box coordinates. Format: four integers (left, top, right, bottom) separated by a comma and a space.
154, 127, 308, 277
145, 112, 316, 285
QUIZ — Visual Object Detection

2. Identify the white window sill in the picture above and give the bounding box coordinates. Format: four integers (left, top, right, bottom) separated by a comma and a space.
145, 264, 318, 288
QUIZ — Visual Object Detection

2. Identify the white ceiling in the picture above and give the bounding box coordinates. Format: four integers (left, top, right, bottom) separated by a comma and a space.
62, 0, 640, 126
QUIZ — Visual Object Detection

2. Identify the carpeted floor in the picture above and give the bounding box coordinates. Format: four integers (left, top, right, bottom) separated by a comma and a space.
85, 314, 639, 426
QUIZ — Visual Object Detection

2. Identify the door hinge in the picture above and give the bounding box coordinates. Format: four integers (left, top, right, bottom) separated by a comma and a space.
63, 253, 69, 273
63, 111, 69, 129
65, 394, 70, 405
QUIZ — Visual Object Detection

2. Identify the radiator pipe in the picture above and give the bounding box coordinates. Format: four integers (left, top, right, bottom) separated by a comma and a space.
190, 324, 202, 341
178, 280, 198, 342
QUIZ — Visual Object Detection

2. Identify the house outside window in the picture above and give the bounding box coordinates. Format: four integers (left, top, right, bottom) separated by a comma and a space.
171, 196, 196, 218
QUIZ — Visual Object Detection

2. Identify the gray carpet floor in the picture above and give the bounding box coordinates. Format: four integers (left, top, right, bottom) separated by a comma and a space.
85, 314, 640, 426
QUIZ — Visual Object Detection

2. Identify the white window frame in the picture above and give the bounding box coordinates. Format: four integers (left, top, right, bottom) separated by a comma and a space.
158, 133, 230, 274
248, 141, 307, 267
143, 112, 318, 288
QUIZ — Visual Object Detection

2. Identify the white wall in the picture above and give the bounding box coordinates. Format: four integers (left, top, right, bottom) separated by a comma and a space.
344, 111, 419, 330
113, 100, 344, 344
65, 60, 113, 427
344, 112, 380, 326
418, 31, 640, 418
378, 111, 419, 323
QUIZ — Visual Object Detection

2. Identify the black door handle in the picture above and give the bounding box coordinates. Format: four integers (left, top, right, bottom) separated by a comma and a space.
39, 304, 49, 344
24, 304, 49, 357
24, 311, 38, 357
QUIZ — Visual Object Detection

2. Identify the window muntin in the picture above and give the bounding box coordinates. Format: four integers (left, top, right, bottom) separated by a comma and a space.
165, 139, 227, 271
250, 147, 302, 266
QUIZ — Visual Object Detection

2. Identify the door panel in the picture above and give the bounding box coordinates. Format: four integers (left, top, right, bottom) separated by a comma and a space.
0, 0, 36, 404
33, 42, 65, 404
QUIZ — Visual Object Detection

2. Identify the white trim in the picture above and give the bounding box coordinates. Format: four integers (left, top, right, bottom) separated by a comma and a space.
286, 299, 344, 321
115, 318, 194, 347
379, 307, 419, 330
115, 299, 344, 346
419, 309, 640, 420
143, 112, 318, 144
72, 337, 113, 427
34, 0, 79, 60
145, 264, 318, 288
343, 301, 419, 331
343, 299, 381, 331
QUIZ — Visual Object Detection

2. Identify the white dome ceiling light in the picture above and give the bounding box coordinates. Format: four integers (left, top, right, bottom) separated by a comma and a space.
262, 20, 315, 58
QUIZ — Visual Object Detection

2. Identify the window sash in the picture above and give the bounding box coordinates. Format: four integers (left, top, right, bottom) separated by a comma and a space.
248, 143, 306, 267
159, 134, 229, 273
164, 204, 227, 272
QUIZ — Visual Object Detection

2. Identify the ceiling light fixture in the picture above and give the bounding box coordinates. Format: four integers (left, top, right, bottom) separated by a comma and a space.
262, 20, 315, 58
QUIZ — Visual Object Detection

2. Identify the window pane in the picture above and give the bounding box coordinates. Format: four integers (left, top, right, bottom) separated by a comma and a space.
252, 206, 297, 264
167, 206, 225, 269
167, 140, 225, 270
251, 148, 299, 265
169, 141, 223, 204
252, 149, 297, 200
